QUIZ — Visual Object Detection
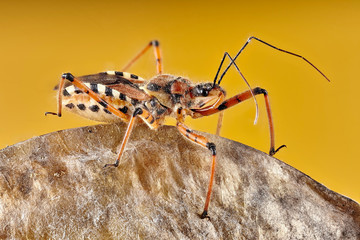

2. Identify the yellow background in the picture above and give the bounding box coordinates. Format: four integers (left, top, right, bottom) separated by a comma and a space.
1, 1, 359, 203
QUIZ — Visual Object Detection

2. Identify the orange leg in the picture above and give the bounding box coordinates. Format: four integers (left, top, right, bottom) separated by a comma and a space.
194, 87, 286, 156
177, 122, 216, 219
215, 111, 224, 136
104, 107, 163, 167
104, 108, 142, 167
122, 40, 163, 74
45, 74, 67, 117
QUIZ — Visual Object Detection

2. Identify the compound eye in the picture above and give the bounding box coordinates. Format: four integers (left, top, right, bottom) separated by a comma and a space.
192, 85, 210, 97
201, 89, 209, 97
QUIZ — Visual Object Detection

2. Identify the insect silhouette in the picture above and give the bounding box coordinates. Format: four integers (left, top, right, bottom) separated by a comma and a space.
45, 37, 329, 219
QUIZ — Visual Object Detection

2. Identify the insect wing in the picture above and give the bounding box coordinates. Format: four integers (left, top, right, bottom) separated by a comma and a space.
56, 71, 145, 89
76, 72, 151, 104
78, 71, 146, 85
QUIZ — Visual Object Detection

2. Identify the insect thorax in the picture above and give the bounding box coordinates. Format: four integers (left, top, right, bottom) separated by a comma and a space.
142, 74, 192, 110
142, 74, 226, 116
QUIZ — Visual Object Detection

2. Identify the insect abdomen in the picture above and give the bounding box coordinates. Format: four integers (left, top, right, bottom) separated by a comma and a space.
62, 83, 134, 123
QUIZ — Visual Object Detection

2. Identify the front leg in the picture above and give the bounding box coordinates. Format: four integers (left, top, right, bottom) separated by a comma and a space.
193, 87, 286, 156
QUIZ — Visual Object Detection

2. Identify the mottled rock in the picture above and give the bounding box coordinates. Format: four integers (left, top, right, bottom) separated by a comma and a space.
0, 123, 359, 239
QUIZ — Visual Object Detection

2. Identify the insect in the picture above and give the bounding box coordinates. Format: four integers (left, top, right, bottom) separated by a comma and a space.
45, 37, 329, 219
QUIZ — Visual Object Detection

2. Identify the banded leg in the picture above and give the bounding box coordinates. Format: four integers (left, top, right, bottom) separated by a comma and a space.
194, 87, 286, 156
137, 107, 162, 130
176, 121, 216, 219
46, 73, 131, 122
122, 40, 163, 74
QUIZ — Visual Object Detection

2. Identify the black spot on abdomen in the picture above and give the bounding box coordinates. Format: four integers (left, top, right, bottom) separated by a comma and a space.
65, 103, 75, 109
89, 105, 100, 112
77, 104, 86, 110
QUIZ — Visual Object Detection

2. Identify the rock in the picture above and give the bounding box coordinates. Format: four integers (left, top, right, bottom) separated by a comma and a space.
0, 123, 359, 239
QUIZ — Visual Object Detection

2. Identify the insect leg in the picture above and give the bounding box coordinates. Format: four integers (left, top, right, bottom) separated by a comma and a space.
215, 111, 224, 136
194, 87, 286, 156
122, 40, 162, 74
104, 107, 162, 167
176, 121, 216, 219
104, 108, 142, 167
45, 74, 67, 117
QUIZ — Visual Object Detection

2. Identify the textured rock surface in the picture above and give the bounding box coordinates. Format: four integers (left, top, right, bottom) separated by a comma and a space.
0, 123, 359, 239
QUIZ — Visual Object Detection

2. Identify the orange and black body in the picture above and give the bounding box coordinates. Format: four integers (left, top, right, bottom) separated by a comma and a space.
46, 37, 329, 219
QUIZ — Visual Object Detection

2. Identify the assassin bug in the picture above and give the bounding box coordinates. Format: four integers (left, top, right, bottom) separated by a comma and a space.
45, 37, 329, 219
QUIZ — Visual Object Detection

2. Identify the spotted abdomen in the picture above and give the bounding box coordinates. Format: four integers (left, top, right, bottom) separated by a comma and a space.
62, 83, 134, 123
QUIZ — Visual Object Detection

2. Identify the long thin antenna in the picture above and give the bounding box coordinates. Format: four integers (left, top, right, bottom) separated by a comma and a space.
217, 36, 330, 85
214, 52, 259, 124
213, 51, 227, 87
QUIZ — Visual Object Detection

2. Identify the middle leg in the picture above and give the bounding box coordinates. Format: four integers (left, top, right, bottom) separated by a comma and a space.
176, 121, 216, 219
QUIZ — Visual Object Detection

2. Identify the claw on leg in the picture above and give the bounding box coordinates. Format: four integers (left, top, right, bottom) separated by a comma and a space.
200, 210, 210, 220
45, 111, 60, 117
103, 161, 119, 168
269, 144, 287, 156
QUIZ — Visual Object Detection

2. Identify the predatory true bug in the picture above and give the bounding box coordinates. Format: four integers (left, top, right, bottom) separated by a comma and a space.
45, 37, 329, 219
